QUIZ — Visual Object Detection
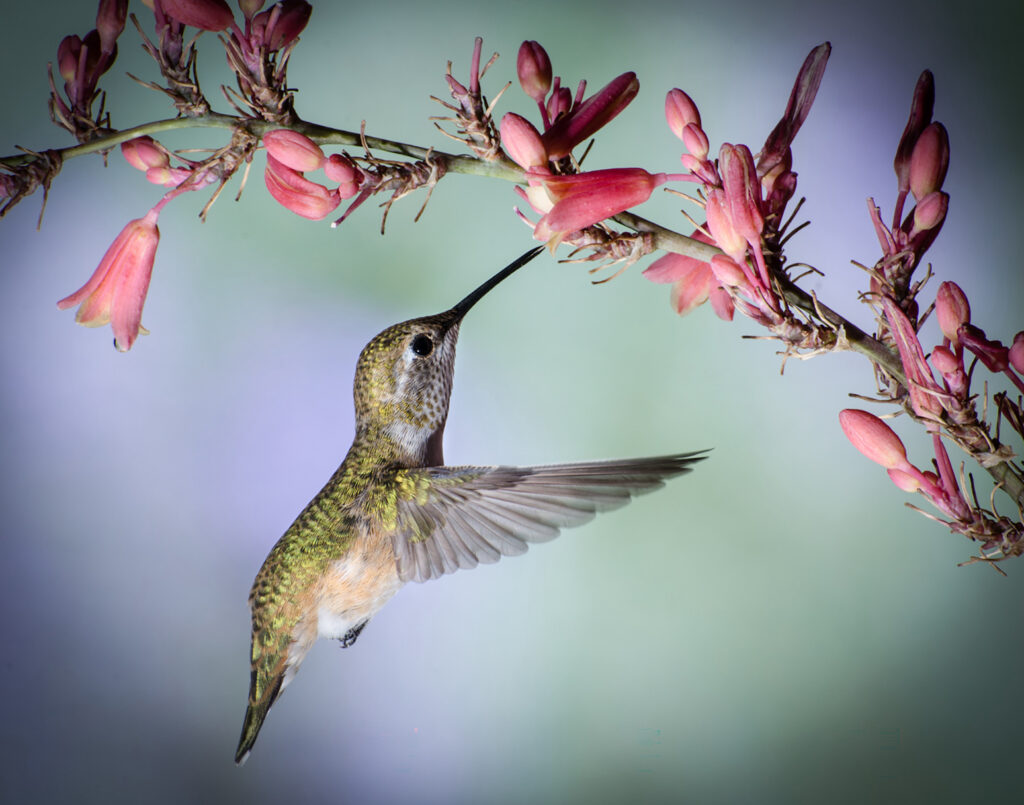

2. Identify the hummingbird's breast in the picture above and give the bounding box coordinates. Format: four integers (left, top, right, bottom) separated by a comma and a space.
310, 522, 403, 642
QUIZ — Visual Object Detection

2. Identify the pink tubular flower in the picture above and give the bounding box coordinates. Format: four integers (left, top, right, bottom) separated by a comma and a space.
517, 41, 552, 105
541, 72, 638, 159
718, 144, 764, 248
263, 129, 325, 173
882, 297, 944, 420
57, 208, 160, 352
533, 168, 672, 238
264, 153, 340, 220
756, 42, 831, 179
159, 0, 235, 31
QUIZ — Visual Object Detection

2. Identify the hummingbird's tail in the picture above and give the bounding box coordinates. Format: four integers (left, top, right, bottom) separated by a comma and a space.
234, 672, 284, 765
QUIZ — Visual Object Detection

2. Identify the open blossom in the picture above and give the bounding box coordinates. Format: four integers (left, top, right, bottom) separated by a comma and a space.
57, 208, 160, 351
642, 230, 733, 319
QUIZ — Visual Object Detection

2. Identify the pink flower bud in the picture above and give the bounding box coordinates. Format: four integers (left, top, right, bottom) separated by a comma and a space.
324, 154, 362, 198
57, 35, 81, 83
57, 208, 160, 351
264, 154, 340, 220
709, 254, 748, 289
500, 113, 548, 170
263, 129, 325, 172
238, 0, 265, 20
894, 70, 934, 193
887, 468, 922, 493
681, 123, 709, 162
546, 86, 572, 123
838, 409, 909, 470
121, 136, 169, 171
1009, 332, 1024, 373
95, 0, 128, 54
145, 166, 192, 187
255, 0, 311, 50
517, 41, 552, 104
909, 121, 949, 201
935, 281, 970, 346
704, 189, 746, 263
911, 190, 948, 233
323, 153, 357, 184
542, 72, 638, 159
160, 0, 235, 31
930, 345, 959, 375
664, 89, 701, 140
718, 143, 764, 244
931, 344, 967, 396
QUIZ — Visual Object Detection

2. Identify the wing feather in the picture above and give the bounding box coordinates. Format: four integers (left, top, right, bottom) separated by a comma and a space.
388, 452, 707, 582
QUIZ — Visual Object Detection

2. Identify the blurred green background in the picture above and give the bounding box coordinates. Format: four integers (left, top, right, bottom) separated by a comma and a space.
2, 1, 1023, 803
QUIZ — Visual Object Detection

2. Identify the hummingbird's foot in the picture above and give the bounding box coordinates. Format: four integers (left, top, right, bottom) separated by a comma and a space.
338, 620, 367, 648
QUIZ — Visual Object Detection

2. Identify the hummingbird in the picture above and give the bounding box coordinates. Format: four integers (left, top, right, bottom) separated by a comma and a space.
234, 247, 706, 763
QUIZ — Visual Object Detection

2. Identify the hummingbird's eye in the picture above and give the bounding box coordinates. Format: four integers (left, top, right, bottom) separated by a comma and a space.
410, 334, 434, 357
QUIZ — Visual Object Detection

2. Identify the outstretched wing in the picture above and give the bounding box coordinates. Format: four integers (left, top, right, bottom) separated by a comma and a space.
387, 452, 707, 583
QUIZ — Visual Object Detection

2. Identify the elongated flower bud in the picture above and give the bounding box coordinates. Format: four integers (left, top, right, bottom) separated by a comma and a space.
908, 121, 949, 201
500, 113, 548, 169
838, 409, 908, 470
935, 281, 970, 346
517, 41, 552, 104
263, 129, 325, 173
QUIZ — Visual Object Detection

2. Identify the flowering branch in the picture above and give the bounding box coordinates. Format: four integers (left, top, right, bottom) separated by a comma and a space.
3, 0, 1021, 567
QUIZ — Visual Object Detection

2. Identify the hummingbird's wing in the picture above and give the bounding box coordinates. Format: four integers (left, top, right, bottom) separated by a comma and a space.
386, 452, 707, 583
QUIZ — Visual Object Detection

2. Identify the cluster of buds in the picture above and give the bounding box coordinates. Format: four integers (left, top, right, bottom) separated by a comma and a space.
642, 44, 834, 353
839, 409, 1023, 565
133, 0, 310, 120
221, 0, 312, 122
48, 0, 128, 141
260, 128, 445, 231
866, 71, 949, 314
499, 40, 672, 262
262, 129, 364, 220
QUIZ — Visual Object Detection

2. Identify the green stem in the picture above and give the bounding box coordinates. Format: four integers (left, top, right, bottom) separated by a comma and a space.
1, 113, 525, 181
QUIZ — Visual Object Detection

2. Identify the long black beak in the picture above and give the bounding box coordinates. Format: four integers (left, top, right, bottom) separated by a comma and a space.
450, 246, 544, 322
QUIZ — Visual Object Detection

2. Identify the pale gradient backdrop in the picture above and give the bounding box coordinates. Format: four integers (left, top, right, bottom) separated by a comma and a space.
2, 0, 1023, 803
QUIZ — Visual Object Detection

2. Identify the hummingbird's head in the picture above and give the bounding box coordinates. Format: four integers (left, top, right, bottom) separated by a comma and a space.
352, 247, 542, 466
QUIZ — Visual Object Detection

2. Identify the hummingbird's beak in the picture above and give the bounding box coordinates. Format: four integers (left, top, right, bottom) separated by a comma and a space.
449, 246, 544, 323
